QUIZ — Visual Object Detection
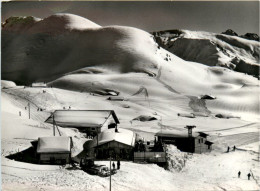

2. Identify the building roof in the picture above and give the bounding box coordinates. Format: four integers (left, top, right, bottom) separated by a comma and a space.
91, 128, 136, 148
198, 132, 209, 138
107, 96, 125, 101
37, 136, 71, 153
204, 141, 214, 145
155, 130, 200, 138
45, 110, 119, 128
31, 82, 47, 87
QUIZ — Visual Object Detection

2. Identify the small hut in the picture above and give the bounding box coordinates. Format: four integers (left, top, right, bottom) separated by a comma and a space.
107, 96, 125, 101
31, 82, 47, 88
37, 136, 72, 164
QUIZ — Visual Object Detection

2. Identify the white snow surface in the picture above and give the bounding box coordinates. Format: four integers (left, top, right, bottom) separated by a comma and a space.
45, 110, 117, 128
90, 128, 136, 147
37, 136, 71, 153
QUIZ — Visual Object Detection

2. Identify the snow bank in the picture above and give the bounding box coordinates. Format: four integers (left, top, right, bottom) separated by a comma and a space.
165, 145, 188, 172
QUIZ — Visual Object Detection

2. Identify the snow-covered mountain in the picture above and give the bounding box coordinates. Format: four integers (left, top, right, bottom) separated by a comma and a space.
152, 29, 260, 78
2, 14, 259, 119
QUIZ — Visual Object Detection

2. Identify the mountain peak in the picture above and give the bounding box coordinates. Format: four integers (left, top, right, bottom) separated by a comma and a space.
2, 13, 101, 33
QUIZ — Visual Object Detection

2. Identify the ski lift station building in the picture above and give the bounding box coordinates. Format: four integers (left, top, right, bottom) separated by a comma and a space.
155, 130, 213, 154
45, 110, 120, 136
37, 136, 72, 164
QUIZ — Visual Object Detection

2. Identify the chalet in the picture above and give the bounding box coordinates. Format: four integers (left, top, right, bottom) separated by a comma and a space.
177, 113, 195, 118
155, 128, 213, 154
45, 110, 120, 137
86, 128, 136, 160
107, 96, 125, 101
37, 136, 72, 164
31, 82, 47, 88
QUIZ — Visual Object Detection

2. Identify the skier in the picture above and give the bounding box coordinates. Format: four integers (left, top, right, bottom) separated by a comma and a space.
233, 145, 236, 151
117, 160, 121, 170
112, 162, 115, 170
247, 173, 251, 180
238, 171, 241, 178
227, 146, 230, 153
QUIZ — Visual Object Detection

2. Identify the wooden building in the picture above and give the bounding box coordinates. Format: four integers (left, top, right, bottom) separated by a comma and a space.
86, 128, 136, 160
31, 82, 47, 88
37, 136, 72, 164
45, 110, 120, 137
155, 131, 213, 154
107, 96, 125, 101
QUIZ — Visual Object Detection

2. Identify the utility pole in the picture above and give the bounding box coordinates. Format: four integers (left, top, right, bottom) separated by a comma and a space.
160, 116, 163, 143
53, 113, 55, 136
28, 102, 30, 119
109, 154, 112, 191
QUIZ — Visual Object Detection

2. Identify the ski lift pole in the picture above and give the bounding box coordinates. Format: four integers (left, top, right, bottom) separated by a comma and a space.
53, 113, 55, 136
28, 102, 30, 119
109, 154, 112, 191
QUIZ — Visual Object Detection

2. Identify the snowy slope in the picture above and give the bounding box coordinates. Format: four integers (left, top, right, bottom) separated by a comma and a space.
2, 14, 157, 84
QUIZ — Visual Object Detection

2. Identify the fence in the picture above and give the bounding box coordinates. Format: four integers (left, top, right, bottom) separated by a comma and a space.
133, 152, 166, 163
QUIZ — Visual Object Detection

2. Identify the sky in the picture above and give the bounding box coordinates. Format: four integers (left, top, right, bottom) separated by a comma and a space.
1, 1, 259, 35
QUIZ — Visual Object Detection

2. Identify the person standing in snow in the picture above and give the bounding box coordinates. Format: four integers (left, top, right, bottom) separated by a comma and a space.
117, 160, 120, 170
227, 146, 230, 153
238, 171, 241, 178
247, 173, 251, 180
233, 145, 236, 151
112, 162, 115, 170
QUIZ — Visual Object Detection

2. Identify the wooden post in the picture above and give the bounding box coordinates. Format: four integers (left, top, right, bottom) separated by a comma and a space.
28, 102, 30, 119
53, 113, 55, 136
109, 154, 112, 191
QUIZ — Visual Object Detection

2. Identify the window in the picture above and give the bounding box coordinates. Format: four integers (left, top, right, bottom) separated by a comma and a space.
91, 128, 95, 131
198, 139, 200, 143
208, 145, 210, 149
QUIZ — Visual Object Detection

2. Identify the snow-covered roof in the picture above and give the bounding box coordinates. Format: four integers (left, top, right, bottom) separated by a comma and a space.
31, 82, 47, 87
107, 96, 125, 101
45, 110, 119, 128
91, 128, 136, 148
37, 136, 71, 153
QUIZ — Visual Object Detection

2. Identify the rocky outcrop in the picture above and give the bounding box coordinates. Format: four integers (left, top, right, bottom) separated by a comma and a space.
221, 29, 238, 36
240, 33, 259, 42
